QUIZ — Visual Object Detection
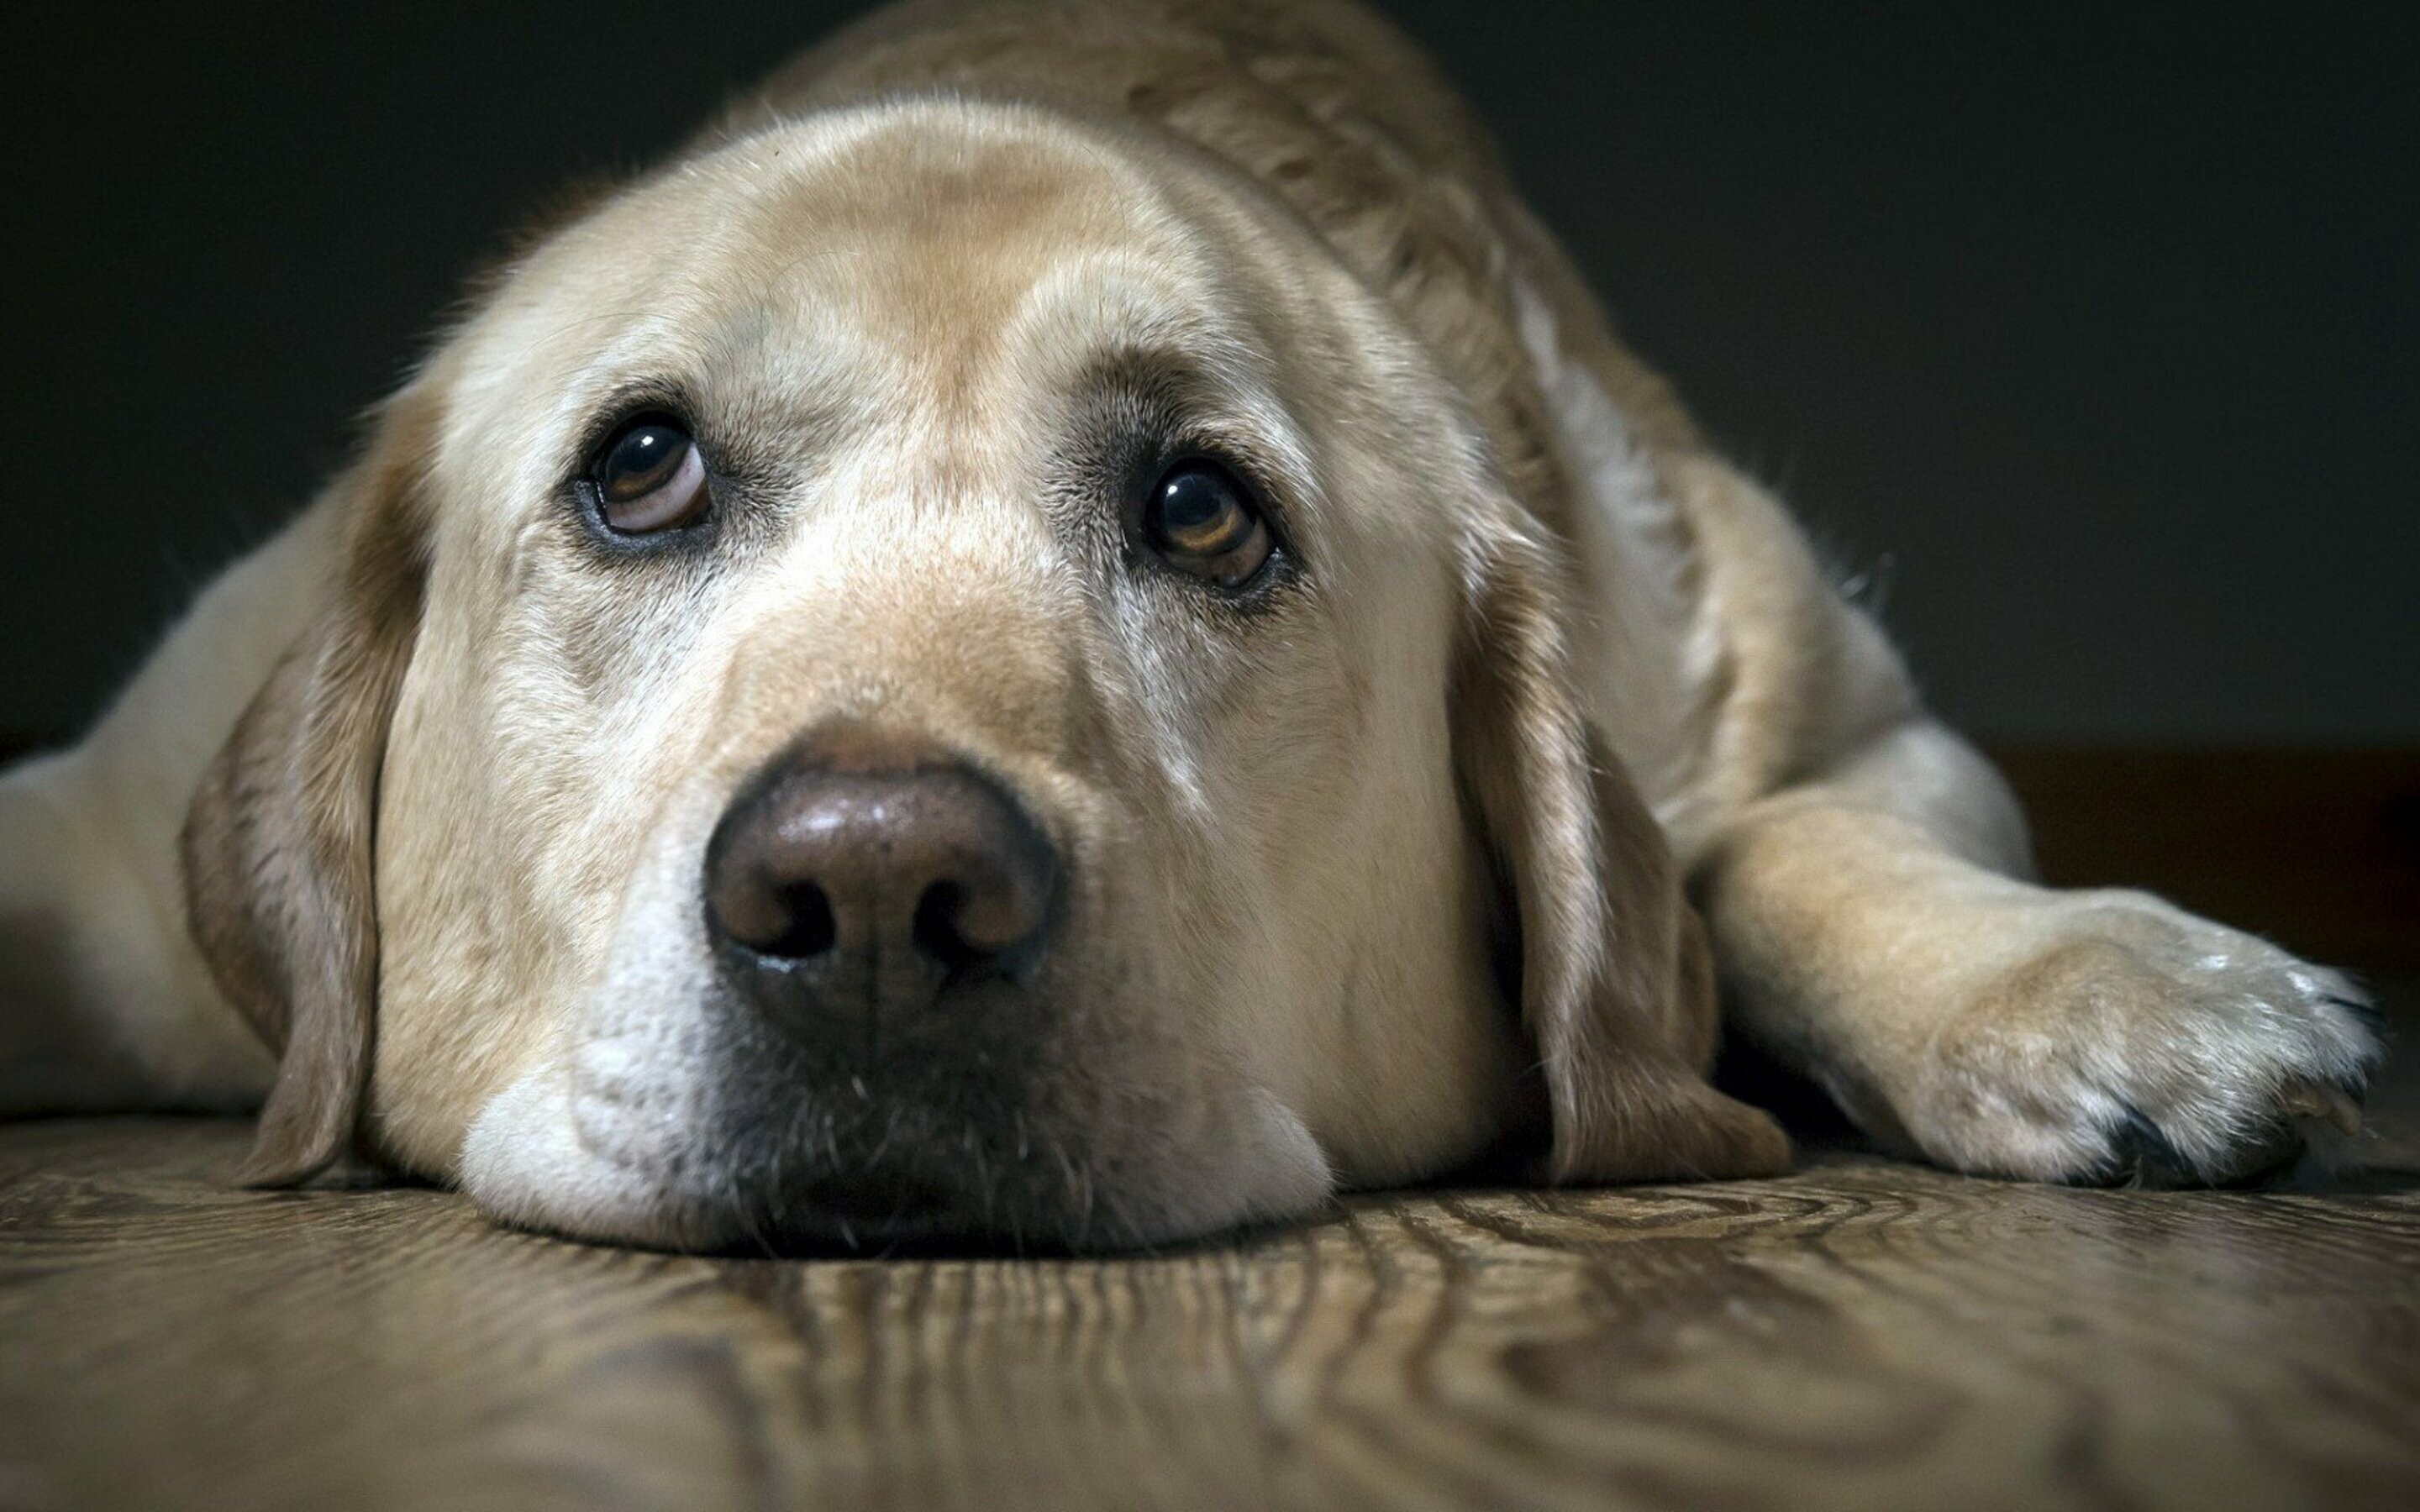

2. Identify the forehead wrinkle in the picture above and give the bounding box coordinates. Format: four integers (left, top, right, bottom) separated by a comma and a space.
1000, 249, 1228, 361
997, 270, 1324, 533
727, 109, 1191, 375
471, 98, 1190, 366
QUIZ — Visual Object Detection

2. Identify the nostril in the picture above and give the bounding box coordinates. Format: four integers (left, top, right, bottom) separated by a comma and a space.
754, 880, 838, 961
911, 853, 1051, 972
912, 880, 980, 970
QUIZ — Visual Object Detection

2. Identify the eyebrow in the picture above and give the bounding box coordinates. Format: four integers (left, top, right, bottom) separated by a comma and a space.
1060, 347, 1315, 538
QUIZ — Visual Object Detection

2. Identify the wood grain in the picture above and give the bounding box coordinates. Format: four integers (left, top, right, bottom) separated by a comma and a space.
3, 999, 2414, 1512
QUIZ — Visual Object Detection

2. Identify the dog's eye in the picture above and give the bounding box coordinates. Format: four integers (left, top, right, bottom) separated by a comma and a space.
1139, 458, 1272, 586
591, 417, 708, 534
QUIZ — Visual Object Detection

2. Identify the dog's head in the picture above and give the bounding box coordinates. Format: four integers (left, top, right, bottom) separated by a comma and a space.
183, 101, 1783, 1250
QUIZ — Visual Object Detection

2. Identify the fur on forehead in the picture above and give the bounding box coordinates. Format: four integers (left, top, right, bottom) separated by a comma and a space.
471, 101, 1224, 359
422, 97, 1467, 569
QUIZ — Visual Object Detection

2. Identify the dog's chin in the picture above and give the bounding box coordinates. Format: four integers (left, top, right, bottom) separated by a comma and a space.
455, 1057, 1336, 1256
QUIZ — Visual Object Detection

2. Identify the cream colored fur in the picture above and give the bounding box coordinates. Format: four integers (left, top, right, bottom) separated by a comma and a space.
0, 0, 2378, 1247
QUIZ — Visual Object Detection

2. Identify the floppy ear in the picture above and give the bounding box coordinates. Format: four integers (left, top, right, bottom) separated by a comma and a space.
1455, 515, 1791, 1182
181, 386, 436, 1187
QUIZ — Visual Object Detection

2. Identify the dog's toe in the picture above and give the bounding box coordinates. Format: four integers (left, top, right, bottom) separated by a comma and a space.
1908, 894, 2385, 1188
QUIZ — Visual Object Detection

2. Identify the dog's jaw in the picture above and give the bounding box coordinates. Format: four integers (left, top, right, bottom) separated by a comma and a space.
458, 1042, 1338, 1254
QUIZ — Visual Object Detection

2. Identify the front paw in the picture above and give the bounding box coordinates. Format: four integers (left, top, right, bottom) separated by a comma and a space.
1903, 893, 2385, 1185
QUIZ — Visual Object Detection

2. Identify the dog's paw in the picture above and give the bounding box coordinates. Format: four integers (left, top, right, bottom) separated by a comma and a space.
1901, 891, 2384, 1185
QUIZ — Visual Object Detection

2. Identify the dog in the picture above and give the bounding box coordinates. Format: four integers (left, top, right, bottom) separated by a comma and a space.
0, 0, 2381, 1250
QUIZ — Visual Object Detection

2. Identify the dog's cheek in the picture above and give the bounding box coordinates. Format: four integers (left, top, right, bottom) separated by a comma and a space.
455, 777, 767, 1235
1121, 1084, 1334, 1242
359, 747, 571, 1179
456, 1060, 737, 1250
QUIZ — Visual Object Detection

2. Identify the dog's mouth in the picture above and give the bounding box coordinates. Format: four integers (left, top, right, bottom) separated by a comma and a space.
692, 1064, 1111, 1255
709, 1164, 1123, 1256
754, 1173, 961, 1252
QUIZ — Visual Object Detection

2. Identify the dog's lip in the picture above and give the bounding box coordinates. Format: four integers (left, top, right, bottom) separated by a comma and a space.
739, 1173, 1057, 1255
786, 1172, 952, 1226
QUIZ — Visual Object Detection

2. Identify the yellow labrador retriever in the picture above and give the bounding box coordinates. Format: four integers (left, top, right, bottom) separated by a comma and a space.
0, 0, 2381, 1248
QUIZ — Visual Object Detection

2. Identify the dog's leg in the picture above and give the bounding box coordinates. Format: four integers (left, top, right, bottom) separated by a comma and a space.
1703, 716, 2381, 1180
1694, 690, 2383, 1186
1523, 259, 2383, 1187
0, 501, 341, 1114
1521, 305, 2386, 1184
1642, 454, 2382, 1185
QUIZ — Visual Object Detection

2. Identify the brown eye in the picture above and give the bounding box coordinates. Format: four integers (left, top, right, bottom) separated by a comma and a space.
592, 418, 708, 534
1140, 458, 1272, 585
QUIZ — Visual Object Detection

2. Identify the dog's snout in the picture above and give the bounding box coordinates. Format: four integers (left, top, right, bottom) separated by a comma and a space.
704, 739, 1056, 1031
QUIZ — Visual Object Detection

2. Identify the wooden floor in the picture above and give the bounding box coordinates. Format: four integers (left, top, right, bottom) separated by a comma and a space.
1, 991, 2412, 1511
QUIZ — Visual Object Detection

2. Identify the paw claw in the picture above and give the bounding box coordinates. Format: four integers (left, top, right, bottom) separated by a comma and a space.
2102, 1105, 2194, 1187
2280, 1079, 2365, 1139
1908, 902, 2386, 1190
2321, 993, 2386, 1034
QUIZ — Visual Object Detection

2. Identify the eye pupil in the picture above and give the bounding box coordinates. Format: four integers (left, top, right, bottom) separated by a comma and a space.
587, 414, 708, 537
602, 423, 687, 502
1159, 470, 1230, 537
1139, 457, 1275, 586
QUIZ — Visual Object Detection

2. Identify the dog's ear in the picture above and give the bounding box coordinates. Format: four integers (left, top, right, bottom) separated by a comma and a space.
1454, 512, 1791, 1182
182, 385, 438, 1187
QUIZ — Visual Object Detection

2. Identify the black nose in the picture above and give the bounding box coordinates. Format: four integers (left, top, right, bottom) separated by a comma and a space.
704, 732, 1057, 1032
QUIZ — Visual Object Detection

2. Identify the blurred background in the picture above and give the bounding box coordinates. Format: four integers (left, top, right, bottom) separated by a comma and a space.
3, 2, 2412, 748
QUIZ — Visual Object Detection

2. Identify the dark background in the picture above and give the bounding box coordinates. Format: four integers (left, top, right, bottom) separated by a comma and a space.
5, 3, 2413, 747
